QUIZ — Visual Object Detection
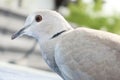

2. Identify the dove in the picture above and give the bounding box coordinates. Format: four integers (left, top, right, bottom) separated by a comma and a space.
12, 10, 120, 80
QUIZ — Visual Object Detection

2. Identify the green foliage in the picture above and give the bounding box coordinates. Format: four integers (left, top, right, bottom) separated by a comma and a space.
93, 0, 103, 11
66, 0, 120, 34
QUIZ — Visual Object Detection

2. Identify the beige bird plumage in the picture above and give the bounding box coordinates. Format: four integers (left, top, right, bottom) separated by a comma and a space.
12, 10, 120, 80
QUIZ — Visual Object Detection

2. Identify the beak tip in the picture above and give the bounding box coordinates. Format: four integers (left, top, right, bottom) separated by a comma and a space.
11, 27, 26, 40
11, 33, 17, 40
11, 35, 15, 40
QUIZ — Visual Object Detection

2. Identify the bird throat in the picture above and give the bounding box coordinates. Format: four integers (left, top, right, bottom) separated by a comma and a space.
51, 30, 66, 39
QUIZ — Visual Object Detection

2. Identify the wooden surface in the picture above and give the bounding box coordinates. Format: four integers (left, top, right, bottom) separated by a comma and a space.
0, 62, 62, 80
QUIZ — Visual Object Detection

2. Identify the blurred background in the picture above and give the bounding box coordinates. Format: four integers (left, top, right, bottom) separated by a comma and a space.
0, 0, 120, 74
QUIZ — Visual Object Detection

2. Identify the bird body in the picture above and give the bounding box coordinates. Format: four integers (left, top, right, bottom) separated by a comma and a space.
12, 10, 120, 80
39, 28, 120, 80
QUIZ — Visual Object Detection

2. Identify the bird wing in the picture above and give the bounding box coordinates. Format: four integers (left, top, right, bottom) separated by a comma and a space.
54, 28, 120, 80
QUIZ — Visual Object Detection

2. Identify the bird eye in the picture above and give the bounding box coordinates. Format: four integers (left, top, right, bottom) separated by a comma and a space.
35, 15, 42, 22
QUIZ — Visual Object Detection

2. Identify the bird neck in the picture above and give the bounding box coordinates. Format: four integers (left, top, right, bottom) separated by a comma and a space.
51, 30, 67, 39
38, 37, 61, 71
38, 28, 73, 72
38, 27, 73, 44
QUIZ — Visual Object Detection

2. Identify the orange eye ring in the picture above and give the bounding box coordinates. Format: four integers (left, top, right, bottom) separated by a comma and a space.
35, 15, 42, 22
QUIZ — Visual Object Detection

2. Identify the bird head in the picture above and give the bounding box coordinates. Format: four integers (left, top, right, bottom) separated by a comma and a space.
11, 10, 73, 42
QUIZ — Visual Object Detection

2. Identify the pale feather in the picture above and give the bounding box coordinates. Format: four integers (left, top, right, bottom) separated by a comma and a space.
55, 27, 120, 80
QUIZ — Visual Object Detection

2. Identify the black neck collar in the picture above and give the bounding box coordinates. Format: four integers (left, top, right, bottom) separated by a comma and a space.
51, 30, 66, 39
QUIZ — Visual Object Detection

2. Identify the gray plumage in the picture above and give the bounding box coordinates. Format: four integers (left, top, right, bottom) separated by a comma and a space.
12, 10, 120, 80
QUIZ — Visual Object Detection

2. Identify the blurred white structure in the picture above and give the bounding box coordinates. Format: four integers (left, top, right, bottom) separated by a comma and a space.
103, 0, 120, 15
0, 62, 62, 80
83, 0, 120, 15
0, 0, 55, 13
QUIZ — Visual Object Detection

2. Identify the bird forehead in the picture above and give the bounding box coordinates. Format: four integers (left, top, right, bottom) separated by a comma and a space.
25, 14, 35, 26
35, 10, 58, 17
24, 10, 59, 26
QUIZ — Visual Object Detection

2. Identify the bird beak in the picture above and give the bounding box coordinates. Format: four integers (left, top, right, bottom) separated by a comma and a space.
11, 27, 26, 40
